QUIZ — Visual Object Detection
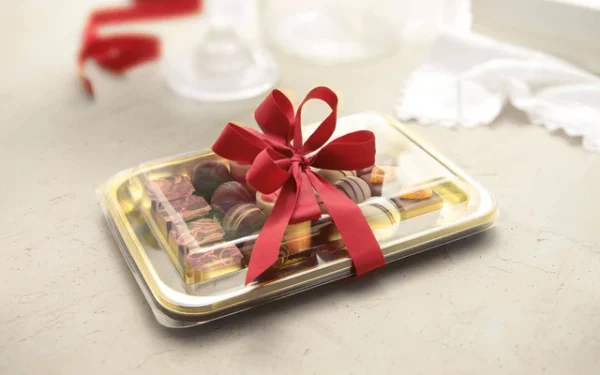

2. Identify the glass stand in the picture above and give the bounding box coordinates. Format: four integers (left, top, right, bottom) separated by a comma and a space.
165, 0, 279, 102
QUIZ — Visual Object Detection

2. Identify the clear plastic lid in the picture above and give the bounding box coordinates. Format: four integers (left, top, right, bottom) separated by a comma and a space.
102, 112, 496, 325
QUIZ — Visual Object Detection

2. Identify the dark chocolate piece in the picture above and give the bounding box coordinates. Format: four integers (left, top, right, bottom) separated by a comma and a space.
191, 161, 233, 200
211, 181, 254, 216
222, 203, 267, 238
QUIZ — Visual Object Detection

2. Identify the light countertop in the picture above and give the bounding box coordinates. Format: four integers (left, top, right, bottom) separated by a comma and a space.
1, 2, 599, 374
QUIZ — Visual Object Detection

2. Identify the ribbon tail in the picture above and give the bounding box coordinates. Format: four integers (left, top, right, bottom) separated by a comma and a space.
290, 167, 321, 223
246, 178, 299, 284
307, 173, 385, 275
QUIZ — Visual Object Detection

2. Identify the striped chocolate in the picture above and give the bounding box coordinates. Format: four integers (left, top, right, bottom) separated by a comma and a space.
211, 181, 254, 216
357, 166, 386, 197
327, 197, 401, 242
222, 203, 267, 238
334, 176, 371, 203
318, 170, 356, 184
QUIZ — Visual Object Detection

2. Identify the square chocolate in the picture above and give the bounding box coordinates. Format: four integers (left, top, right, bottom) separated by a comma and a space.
145, 175, 195, 212
186, 243, 244, 282
391, 192, 444, 219
158, 194, 210, 216
168, 218, 226, 266
153, 195, 211, 236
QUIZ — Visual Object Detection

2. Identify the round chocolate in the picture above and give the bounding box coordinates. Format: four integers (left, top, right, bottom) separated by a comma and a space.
222, 203, 267, 238
361, 197, 401, 225
191, 161, 233, 200
334, 176, 371, 203
328, 197, 401, 242
211, 181, 253, 216
318, 170, 356, 184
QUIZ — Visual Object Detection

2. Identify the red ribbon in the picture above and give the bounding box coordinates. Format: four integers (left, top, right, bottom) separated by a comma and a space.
212, 87, 386, 284
78, 0, 201, 96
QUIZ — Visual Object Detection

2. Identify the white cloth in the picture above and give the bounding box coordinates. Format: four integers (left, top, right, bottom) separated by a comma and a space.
396, 32, 600, 153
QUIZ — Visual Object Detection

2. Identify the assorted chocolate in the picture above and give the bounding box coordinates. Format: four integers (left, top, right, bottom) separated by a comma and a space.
153, 195, 210, 236
327, 197, 401, 243
357, 166, 385, 197
334, 176, 371, 203
186, 242, 243, 278
211, 181, 254, 216
191, 161, 233, 200
222, 203, 267, 238
318, 169, 356, 184
392, 191, 443, 219
145, 176, 195, 211
142, 154, 457, 285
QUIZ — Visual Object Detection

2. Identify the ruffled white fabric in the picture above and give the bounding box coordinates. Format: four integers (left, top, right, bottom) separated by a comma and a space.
397, 32, 600, 152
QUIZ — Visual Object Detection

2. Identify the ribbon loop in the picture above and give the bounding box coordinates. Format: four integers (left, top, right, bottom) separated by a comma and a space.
246, 149, 292, 194
254, 90, 295, 143
211, 88, 385, 284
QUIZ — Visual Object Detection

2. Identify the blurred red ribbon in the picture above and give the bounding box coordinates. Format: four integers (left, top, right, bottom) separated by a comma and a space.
212, 86, 386, 284
78, 0, 201, 96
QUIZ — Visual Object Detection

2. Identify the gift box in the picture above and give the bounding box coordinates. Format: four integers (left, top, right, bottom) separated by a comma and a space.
99, 88, 497, 327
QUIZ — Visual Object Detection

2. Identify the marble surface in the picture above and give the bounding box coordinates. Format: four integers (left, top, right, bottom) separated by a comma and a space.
1, 2, 599, 374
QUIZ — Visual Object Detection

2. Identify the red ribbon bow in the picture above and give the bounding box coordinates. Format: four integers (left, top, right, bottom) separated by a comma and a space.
212, 87, 386, 284
78, 0, 201, 96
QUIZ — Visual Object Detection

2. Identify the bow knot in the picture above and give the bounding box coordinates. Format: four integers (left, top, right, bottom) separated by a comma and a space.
212, 87, 385, 284
291, 153, 310, 168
